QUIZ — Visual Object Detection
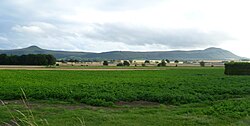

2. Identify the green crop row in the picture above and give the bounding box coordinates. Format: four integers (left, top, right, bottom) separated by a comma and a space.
0, 68, 250, 106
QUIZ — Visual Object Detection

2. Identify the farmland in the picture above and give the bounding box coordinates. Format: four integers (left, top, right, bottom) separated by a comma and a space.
0, 67, 250, 125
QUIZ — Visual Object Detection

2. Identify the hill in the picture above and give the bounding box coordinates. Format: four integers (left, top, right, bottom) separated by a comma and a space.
0, 46, 242, 60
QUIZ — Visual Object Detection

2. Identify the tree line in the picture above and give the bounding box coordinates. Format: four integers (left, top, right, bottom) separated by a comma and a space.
0, 54, 56, 65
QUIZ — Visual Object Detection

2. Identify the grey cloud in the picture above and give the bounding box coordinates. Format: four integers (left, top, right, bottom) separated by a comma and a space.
3, 22, 85, 51
0, 35, 13, 49
92, 0, 166, 11
82, 23, 232, 48
0, 21, 233, 51
0, 0, 163, 17
0, 36, 8, 41
0, 0, 233, 51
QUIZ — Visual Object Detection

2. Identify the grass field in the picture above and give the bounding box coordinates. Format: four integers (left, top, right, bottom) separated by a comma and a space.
0, 67, 250, 125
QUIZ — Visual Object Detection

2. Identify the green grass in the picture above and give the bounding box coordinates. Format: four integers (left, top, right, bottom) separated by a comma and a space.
0, 67, 250, 125
1, 97, 249, 126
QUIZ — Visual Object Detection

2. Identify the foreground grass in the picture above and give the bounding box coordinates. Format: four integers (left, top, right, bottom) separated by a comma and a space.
1, 97, 249, 126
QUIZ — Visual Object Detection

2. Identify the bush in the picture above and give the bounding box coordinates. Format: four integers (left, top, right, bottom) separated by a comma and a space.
225, 62, 250, 75
123, 61, 130, 66
103, 61, 108, 66
144, 60, 150, 64
117, 63, 124, 66
200, 61, 205, 67
157, 60, 166, 67
165, 59, 170, 63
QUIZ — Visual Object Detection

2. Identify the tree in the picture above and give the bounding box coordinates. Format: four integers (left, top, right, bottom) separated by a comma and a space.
103, 61, 109, 66
123, 61, 130, 66
58, 59, 67, 63
144, 60, 150, 64
129, 60, 133, 64
142, 63, 146, 67
0, 54, 7, 65
68, 59, 75, 62
0, 54, 56, 66
165, 59, 170, 63
157, 60, 166, 67
117, 63, 124, 66
174, 60, 179, 64
46, 54, 56, 66
110, 60, 116, 63
200, 61, 205, 67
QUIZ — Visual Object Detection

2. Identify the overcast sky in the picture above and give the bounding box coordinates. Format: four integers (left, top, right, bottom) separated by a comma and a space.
0, 0, 249, 57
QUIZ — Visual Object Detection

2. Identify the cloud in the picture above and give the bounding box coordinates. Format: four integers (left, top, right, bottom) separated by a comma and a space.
0, 0, 247, 56
11, 22, 57, 34
82, 23, 232, 48
0, 36, 11, 49
0, 36, 8, 41
12, 25, 44, 33
91, 0, 165, 11
3, 21, 232, 52
4, 22, 83, 51
2, 0, 164, 11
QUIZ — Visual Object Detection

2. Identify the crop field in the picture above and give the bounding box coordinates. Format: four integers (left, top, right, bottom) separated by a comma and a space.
0, 67, 250, 125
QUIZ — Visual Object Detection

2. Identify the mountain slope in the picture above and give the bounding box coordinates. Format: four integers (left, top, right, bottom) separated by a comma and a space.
0, 46, 241, 60
0, 46, 90, 59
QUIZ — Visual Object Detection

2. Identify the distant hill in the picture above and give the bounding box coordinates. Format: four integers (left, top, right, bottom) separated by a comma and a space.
0, 46, 242, 60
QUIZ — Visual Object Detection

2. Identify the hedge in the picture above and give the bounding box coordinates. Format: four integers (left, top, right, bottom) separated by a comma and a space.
224, 62, 250, 75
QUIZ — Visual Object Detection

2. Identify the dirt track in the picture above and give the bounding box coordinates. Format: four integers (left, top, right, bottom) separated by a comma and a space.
0, 65, 160, 71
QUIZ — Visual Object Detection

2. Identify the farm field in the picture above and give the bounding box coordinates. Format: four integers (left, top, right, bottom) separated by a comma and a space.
0, 67, 250, 125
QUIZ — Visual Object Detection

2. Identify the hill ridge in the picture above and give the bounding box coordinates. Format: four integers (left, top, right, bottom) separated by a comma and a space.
0, 46, 242, 60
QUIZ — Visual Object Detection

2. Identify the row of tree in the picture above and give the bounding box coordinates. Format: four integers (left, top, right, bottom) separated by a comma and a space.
145, 59, 179, 64
0, 54, 56, 65
102, 59, 180, 67
104, 60, 206, 67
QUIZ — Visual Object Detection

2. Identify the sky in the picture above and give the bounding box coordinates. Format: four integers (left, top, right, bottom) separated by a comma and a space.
0, 0, 249, 58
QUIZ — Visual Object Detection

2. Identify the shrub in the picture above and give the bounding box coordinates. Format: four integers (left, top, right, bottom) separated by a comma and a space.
165, 59, 170, 63
117, 63, 124, 66
200, 61, 205, 67
123, 61, 130, 66
224, 62, 250, 75
103, 61, 109, 66
144, 60, 150, 64
157, 60, 167, 67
